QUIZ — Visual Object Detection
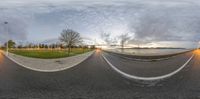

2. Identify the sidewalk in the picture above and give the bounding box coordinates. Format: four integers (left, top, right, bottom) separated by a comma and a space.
7, 51, 94, 72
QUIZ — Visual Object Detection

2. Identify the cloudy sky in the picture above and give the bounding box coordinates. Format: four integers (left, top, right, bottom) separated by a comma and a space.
0, 0, 200, 48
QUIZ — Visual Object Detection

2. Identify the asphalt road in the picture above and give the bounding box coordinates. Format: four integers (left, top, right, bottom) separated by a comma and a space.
0, 50, 200, 99
103, 51, 194, 77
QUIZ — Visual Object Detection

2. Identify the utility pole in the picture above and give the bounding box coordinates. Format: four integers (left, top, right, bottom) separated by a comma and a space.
198, 41, 200, 50
4, 22, 8, 56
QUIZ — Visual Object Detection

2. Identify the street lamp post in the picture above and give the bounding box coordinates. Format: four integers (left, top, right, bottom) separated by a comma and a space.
198, 41, 200, 49
4, 22, 8, 56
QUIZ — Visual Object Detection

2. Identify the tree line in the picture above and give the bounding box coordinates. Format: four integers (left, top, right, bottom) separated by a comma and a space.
0, 28, 95, 52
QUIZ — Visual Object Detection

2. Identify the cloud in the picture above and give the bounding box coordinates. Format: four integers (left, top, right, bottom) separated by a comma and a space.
0, 0, 199, 48
0, 16, 28, 43
129, 1, 200, 43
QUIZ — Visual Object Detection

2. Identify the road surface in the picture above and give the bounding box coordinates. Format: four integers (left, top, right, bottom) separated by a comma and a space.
0, 50, 200, 99
103, 51, 193, 77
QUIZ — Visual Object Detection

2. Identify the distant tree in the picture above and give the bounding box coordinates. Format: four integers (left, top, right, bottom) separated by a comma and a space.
90, 45, 96, 49
4, 40, 16, 48
42, 44, 45, 48
118, 33, 131, 49
59, 44, 64, 49
52, 44, 56, 49
17, 45, 23, 49
28, 43, 33, 48
44, 45, 48, 49
59, 29, 82, 55
33, 44, 37, 48
101, 33, 117, 45
39, 44, 42, 48
0, 45, 4, 49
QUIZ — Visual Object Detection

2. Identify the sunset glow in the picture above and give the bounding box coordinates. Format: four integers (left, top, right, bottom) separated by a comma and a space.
0, 0, 199, 48
194, 49, 200, 56
0, 51, 4, 64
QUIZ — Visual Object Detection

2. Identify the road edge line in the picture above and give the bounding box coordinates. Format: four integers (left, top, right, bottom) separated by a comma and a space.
103, 50, 193, 62
102, 53, 194, 81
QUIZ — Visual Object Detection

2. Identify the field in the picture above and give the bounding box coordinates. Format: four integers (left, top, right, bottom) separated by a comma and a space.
9, 48, 93, 59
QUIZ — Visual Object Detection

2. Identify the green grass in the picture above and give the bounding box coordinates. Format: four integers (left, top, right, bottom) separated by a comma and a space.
9, 48, 93, 59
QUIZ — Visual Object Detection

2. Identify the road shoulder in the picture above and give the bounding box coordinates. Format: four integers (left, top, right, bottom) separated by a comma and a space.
4, 51, 94, 72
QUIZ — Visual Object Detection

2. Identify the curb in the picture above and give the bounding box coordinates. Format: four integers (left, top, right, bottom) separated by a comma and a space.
103, 50, 193, 62
107, 53, 174, 62
1, 51, 94, 72
102, 53, 194, 83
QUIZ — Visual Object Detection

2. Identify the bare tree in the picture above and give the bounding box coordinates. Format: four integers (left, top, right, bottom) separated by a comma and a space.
59, 29, 82, 55
118, 33, 131, 49
101, 33, 117, 46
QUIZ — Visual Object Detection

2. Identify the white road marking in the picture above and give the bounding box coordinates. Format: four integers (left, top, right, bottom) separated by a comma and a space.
1, 51, 94, 72
102, 53, 194, 81
104, 50, 193, 62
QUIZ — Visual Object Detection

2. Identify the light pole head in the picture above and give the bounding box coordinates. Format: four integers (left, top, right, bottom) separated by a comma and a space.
4, 21, 9, 55
198, 41, 200, 49
4, 22, 8, 24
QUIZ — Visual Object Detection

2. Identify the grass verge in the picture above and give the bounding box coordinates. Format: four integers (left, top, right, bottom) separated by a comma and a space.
9, 48, 93, 59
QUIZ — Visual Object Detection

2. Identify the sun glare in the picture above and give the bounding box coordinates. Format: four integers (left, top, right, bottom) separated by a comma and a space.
194, 49, 200, 55
96, 48, 101, 53
0, 51, 4, 64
